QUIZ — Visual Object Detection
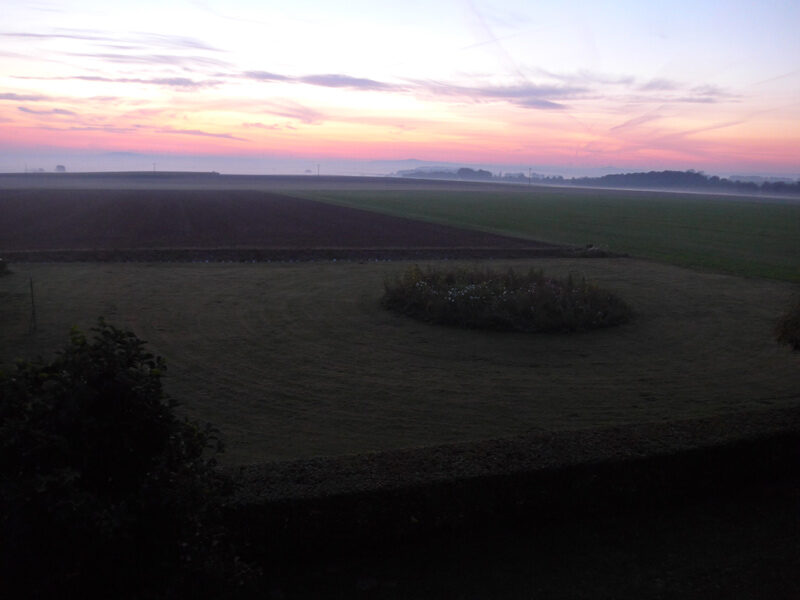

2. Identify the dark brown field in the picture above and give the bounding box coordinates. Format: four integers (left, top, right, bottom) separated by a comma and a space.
0, 187, 553, 253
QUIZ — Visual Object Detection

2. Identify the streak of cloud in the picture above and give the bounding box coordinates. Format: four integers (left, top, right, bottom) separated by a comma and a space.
417, 80, 581, 109
638, 78, 679, 91
243, 71, 290, 82
68, 52, 230, 69
610, 109, 664, 132
260, 101, 325, 124
158, 127, 247, 141
0, 92, 51, 101
1, 30, 222, 52
298, 74, 402, 91
75, 75, 216, 88
13, 74, 217, 89
18, 106, 76, 116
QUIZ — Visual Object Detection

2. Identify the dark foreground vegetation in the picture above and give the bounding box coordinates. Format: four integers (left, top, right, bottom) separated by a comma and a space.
382, 265, 633, 332
0, 321, 258, 598
775, 296, 800, 351
1, 320, 798, 597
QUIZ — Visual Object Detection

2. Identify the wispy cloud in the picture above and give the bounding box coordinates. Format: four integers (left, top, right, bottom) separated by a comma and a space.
535, 68, 635, 87
1, 31, 110, 42
134, 32, 222, 52
1, 30, 222, 52
75, 75, 216, 88
243, 70, 401, 91
244, 67, 581, 110
157, 127, 247, 141
14, 74, 216, 89
638, 78, 679, 91
633, 80, 737, 104
416, 80, 583, 109
67, 52, 230, 69
259, 101, 325, 124
37, 125, 136, 134
243, 122, 280, 130
297, 74, 402, 91
243, 71, 290, 82
610, 110, 664, 132
0, 92, 52, 101
18, 106, 76, 116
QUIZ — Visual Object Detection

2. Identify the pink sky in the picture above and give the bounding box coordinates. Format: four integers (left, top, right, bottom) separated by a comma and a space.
1, 1, 798, 177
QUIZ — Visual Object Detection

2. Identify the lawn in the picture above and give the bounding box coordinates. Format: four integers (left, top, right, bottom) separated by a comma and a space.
2, 259, 797, 464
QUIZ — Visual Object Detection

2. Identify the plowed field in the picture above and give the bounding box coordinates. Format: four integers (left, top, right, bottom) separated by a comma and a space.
0, 188, 554, 255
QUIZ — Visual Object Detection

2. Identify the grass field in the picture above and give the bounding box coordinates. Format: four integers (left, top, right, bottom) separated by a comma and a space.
2, 259, 797, 464
295, 186, 800, 282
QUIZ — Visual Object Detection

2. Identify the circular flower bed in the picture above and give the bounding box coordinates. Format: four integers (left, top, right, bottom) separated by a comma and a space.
382, 265, 633, 332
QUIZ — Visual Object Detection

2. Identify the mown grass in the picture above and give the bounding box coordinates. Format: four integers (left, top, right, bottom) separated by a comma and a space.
2, 260, 797, 464
297, 187, 800, 282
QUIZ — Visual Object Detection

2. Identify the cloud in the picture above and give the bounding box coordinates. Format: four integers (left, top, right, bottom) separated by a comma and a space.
535, 68, 635, 86
417, 80, 581, 110
18, 106, 76, 116
1, 31, 109, 42
243, 122, 280, 130
14, 74, 215, 89
243, 71, 290, 82
638, 78, 679, 91
259, 101, 325, 124
632, 80, 737, 104
68, 52, 230, 69
0, 92, 51, 101
135, 33, 222, 52
297, 74, 402, 91
74, 75, 215, 89
158, 127, 247, 141
514, 98, 568, 110
37, 125, 136, 134
1, 30, 222, 52
243, 70, 401, 91
243, 68, 570, 108
610, 109, 664, 133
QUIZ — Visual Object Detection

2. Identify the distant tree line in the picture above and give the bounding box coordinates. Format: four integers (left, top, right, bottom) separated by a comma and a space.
397, 167, 493, 181
568, 170, 800, 195
397, 167, 799, 195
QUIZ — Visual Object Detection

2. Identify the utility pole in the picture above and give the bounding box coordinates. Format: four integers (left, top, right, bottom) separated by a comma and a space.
317, 164, 320, 176
528, 167, 532, 186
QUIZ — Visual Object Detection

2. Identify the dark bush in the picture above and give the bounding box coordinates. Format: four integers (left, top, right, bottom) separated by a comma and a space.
775, 296, 800, 351
0, 258, 8, 276
382, 265, 633, 332
0, 319, 255, 598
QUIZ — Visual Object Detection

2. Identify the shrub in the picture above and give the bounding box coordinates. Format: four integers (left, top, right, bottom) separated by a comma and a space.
382, 265, 633, 333
0, 258, 8, 276
0, 319, 253, 597
775, 296, 800, 351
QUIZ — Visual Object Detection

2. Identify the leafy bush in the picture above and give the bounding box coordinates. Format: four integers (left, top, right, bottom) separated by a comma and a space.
0, 320, 254, 597
775, 296, 800, 351
382, 265, 633, 332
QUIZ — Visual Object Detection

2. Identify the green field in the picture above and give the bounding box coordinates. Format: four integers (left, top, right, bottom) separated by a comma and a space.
2, 259, 797, 465
295, 186, 800, 282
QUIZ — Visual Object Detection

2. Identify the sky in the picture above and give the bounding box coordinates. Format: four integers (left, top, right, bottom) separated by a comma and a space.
1, 0, 799, 177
